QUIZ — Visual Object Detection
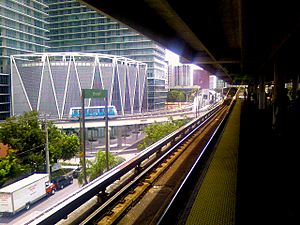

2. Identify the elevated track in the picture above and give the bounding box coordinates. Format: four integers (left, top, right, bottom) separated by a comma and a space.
25, 99, 235, 225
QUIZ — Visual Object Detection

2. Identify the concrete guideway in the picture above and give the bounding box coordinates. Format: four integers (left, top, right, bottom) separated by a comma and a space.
53, 111, 196, 129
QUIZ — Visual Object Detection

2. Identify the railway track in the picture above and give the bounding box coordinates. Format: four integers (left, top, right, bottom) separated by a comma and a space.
70, 104, 230, 225
26, 100, 234, 225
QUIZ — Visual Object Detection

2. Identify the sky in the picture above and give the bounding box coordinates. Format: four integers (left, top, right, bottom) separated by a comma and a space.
165, 49, 180, 65
166, 49, 202, 70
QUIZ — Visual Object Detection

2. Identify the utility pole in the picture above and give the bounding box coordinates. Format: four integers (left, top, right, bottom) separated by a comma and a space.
105, 95, 109, 172
44, 116, 50, 180
81, 90, 87, 185
81, 89, 108, 177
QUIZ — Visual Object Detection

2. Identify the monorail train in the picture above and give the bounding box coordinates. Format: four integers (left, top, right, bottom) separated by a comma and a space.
68, 105, 118, 119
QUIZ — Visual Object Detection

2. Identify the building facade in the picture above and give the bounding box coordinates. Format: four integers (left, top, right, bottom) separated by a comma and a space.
0, 0, 168, 120
171, 64, 193, 87
209, 75, 217, 90
0, 0, 49, 119
11, 52, 147, 119
193, 69, 210, 89
45, 0, 167, 111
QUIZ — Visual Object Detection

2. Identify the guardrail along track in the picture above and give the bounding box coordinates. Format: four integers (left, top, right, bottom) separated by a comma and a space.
77, 104, 230, 225
26, 102, 233, 225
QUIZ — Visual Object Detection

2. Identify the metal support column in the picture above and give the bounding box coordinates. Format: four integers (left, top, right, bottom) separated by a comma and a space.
81, 90, 87, 185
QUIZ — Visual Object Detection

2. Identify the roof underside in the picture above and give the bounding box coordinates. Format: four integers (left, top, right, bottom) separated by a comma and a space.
80, 0, 300, 84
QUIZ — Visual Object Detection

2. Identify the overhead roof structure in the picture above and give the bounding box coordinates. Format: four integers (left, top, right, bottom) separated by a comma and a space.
80, 0, 300, 84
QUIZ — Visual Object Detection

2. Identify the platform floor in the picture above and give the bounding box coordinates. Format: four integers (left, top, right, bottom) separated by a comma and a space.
185, 100, 241, 225
184, 99, 299, 225
236, 100, 298, 225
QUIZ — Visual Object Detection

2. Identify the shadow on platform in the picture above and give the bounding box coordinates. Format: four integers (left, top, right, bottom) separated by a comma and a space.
236, 100, 299, 225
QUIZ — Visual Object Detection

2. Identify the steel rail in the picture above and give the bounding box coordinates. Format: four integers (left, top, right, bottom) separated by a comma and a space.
25, 103, 224, 225
157, 99, 237, 225
80, 103, 225, 224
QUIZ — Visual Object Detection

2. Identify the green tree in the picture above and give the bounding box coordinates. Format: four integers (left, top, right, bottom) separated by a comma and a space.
0, 111, 45, 172
167, 90, 186, 102
48, 125, 80, 162
188, 88, 199, 101
78, 151, 125, 184
138, 117, 189, 150
0, 150, 25, 187
0, 111, 80, 174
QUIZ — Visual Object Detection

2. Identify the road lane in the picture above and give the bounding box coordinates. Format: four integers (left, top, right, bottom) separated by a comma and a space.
0, 179, 81, 225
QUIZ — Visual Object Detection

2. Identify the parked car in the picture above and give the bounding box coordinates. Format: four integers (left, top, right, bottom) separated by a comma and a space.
51, 175, 73, 190
45, 181, 56, 195
72, 166, 82, 178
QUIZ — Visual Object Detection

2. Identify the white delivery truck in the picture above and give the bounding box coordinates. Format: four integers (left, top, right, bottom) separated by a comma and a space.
0, 173, 49, 215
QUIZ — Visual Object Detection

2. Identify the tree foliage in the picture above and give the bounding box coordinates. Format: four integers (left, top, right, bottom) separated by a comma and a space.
78, 151, 125, 184
138, 117, 189, 150
0, 111, 80, 185
0, 150, 25, 187
48, 127, 80, 162
167, 89, 200, 102
167, 90, 186, 102
188, 88, 199, 101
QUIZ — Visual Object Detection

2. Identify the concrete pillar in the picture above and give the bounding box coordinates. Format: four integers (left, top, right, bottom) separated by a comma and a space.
116, 127, 123, 148
272, 57, 287, 130
291, 74, 299, 101
134, 125, 139, 140
258, 74, 266, 110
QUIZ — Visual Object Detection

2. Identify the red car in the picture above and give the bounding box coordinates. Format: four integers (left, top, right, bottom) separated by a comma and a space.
45, 181, 56, 195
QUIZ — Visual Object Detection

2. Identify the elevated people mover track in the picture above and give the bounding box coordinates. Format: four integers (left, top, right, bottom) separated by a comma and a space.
25, 100, 235, 225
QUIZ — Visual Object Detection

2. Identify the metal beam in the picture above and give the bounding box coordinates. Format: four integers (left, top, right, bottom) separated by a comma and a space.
193, 60, 240, 65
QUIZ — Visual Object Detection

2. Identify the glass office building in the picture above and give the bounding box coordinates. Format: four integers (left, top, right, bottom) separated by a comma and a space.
0, 0, 167, 120
45, 0, 167, 110
0, 0, 49, 120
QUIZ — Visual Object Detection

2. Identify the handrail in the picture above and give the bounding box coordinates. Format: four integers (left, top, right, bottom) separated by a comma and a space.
157, 99, 236, 225
25, 103, 223, 225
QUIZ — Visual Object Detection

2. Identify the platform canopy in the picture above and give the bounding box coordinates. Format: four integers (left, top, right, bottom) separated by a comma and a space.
80, 0, 300, 84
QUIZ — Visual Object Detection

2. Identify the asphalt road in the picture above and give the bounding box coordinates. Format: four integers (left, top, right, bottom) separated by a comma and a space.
0, 179, 81, 225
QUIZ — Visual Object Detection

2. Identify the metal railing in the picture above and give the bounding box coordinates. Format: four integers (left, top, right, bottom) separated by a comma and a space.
25, 103, 224, 225
157, 99, 237, 225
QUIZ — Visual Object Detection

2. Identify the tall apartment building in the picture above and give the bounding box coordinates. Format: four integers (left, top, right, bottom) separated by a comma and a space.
0, 0, 49, 120
167, 64, 175, 87
216, 79, 225, 91
45, 0, 167, 111
171, 64, 193, 87
193, 69, 210, 89
209, 75, 217, 89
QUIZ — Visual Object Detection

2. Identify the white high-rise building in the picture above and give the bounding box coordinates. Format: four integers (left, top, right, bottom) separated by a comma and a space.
170, 64, 193, 87
209, 75, 217, 89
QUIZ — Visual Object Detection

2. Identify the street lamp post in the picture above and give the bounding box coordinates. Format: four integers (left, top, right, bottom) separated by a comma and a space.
45, 118, 50, 180
81, 89, 108, 184
105, 97, 109, 172
81, 91, 87, 185
40, 114, 50, 180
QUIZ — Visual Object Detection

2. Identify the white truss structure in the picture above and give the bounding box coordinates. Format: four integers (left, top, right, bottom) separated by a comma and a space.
11, 52, 147, 119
